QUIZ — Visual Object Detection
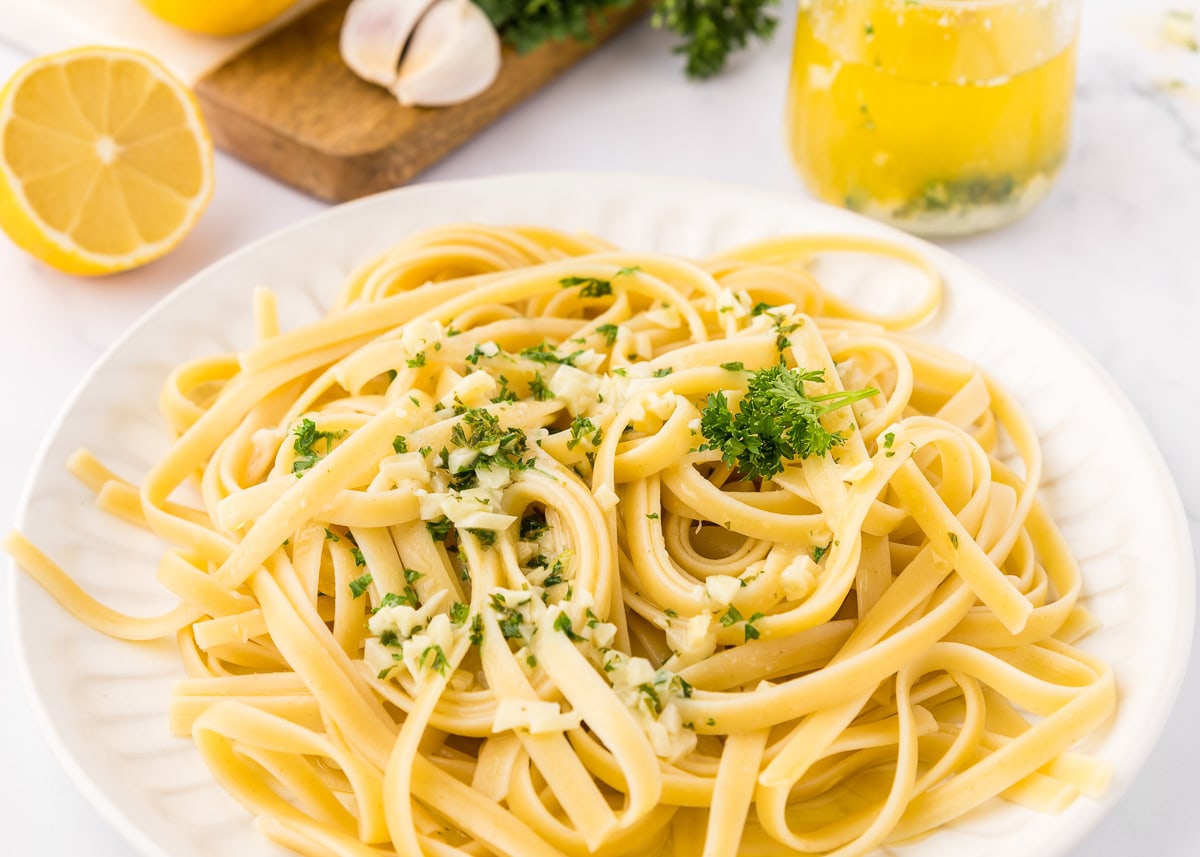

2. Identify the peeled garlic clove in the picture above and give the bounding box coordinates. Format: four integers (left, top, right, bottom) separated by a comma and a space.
393, 0, 501, 107
340, 0, 437, 87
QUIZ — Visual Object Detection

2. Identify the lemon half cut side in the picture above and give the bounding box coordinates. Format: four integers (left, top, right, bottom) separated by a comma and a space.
0, 47, 215, 276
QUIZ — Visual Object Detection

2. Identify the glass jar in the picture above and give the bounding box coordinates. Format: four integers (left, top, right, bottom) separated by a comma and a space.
786, 0, 1082, 237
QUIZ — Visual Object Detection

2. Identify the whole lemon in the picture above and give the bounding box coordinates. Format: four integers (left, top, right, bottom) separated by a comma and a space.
138, 0, 301, 36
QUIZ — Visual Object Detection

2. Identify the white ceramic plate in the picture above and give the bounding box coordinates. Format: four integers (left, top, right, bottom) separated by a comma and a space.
11, 173, 1194, 857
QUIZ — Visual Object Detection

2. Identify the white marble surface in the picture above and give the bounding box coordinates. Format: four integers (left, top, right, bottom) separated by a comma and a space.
0, 0, 1197, 854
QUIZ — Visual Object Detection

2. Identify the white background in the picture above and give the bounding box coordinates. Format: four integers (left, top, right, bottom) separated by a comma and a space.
0, 0, 1197, 855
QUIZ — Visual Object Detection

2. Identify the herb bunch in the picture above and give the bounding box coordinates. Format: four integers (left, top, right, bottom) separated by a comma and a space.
700, 365, 878, 481
475, 0, 778, 78
652, 0, 779, 79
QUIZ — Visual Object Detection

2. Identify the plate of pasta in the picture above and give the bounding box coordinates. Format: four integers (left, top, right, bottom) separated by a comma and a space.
6, 173, 1193, 857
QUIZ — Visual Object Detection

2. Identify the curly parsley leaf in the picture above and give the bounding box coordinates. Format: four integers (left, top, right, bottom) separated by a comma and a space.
699, 365, 877, 481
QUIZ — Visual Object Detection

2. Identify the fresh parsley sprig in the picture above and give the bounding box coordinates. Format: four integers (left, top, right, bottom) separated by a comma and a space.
652, 0, 779, 79
700, 365, 877, 481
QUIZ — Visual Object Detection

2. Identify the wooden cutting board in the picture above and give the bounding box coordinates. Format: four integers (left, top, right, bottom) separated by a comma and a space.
0, 0, 647, 202
194, 0, 648, 202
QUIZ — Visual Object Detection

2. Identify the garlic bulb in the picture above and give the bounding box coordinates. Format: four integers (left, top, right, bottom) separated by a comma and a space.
340, 0, 501, 108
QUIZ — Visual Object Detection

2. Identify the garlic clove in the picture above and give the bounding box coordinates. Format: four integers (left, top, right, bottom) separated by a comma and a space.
340, 0, 438, 87
392, 0, 501, 107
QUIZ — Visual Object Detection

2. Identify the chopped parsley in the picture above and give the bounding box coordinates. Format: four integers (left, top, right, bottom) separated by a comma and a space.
560, 276, 614, 299
449, 601, 470, 625
491, 375, 519, 403
520, 342, 584, 367
910, 175, 1018, 215
720, 605, 744, 627
716, 605, 761, 641
426, 515, 454, 542
450, 408, 506, 450
448, 408, 534, 478
949, 532, 960, 549
541, 557, 567, 590
528, 371, 554, 401
653, 367, 673, 377
382, 583, 420, 608
811, 543, 829, 563
595, 323, 620, 345
744, 611, 764, 641
520, 508, 548, 541
466, 528, 497, 549
406, 352, 427, 368
553, 612, 585, 641
489, 593, 526, 640
638, 683, 663, 715
420, 644, 450, 675
720, 361, 745, 371
350, 546, 366, 567
392, 435, 408, 454
291, 418, 345, 475
324, 528, 340, 541
771, 313, 800, 352
466, 343, 499, 365
567, 415, 603, 450
349, 573, 373, 598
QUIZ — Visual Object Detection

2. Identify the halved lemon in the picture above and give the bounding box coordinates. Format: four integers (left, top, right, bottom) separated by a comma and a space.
0, 47, 214, 276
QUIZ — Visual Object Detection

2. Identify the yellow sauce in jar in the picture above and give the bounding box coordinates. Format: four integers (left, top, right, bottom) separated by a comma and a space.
787, 0, 1079, 236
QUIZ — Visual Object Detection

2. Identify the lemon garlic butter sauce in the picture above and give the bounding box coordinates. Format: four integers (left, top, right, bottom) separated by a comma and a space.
787, 0, 1080, 236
